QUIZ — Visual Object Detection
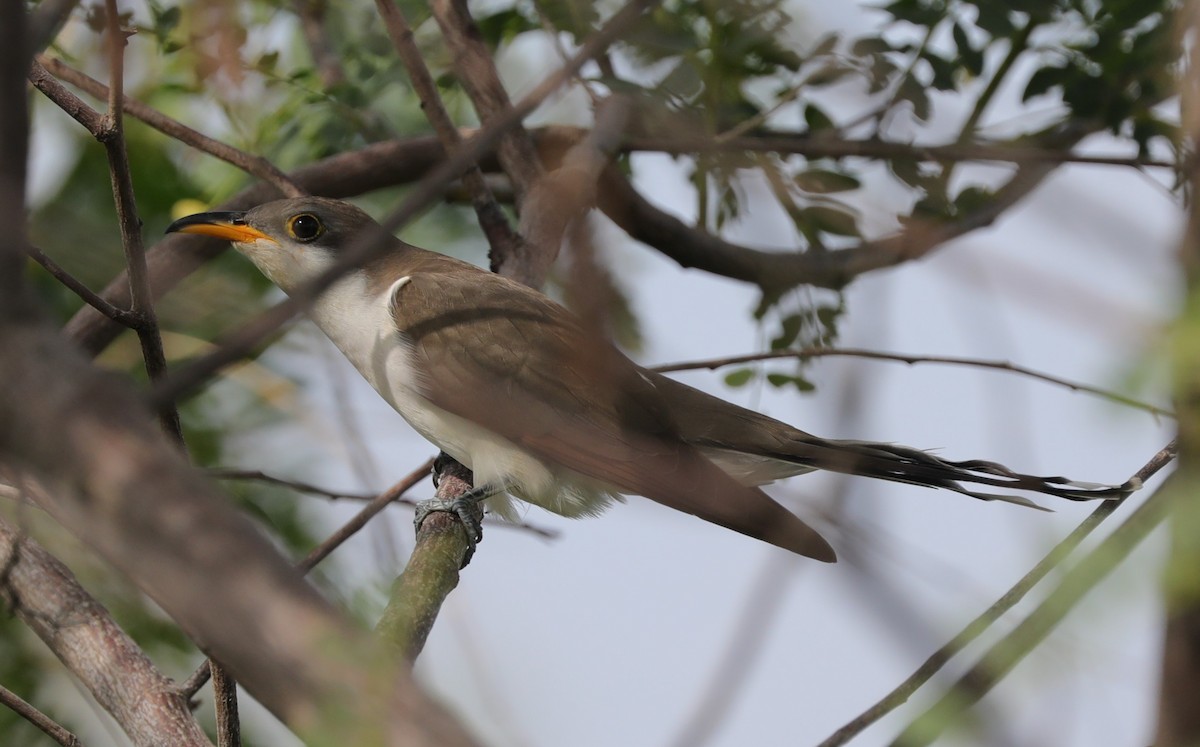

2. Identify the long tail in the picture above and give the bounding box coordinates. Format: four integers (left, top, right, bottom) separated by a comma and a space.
769, 435, 1140, 509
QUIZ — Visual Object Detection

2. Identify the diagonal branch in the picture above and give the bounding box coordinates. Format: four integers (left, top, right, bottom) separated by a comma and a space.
0, 510, 210, 746
819, 441, 1176, 747
0, 682, 82, 747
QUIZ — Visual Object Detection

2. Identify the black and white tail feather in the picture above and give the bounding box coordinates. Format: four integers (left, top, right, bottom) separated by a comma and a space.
763, 435, 1139, 509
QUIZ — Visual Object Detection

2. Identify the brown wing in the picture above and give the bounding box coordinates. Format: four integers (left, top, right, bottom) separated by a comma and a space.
389, 264, 835, 562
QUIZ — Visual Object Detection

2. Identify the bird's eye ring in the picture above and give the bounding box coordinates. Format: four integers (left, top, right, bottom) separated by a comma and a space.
288, 213, 323, 242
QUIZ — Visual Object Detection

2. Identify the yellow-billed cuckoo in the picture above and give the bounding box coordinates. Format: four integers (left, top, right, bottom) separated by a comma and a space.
167, 197, 1137, 563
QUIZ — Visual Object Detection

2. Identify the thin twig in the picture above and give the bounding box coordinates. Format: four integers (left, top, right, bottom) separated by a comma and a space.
293, 0, 347, 88
0, 683, 83, 747
625, 133, 1178, 170
37, 57, 303, 198
99, 0, 185, 442
208, 468, 558, 538
210, 660, 240, 747
25, 245, 140, 326
651, 346, 1172, 419
183, 459, 435, 698
819, 440, 1177, 747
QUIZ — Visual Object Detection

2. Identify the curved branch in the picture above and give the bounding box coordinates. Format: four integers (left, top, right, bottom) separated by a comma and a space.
651, 347, 1173, 419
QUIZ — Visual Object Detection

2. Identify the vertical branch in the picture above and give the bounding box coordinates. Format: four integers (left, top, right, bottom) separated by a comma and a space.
1155, 5, 1200, 743
97, 0, 183, 441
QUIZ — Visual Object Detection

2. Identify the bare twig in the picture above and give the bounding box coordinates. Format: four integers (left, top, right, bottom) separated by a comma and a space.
293, 0, 347, 88
625, 133, 1178, 170
183, 459, 435, 698
820, 441, 1177, 747
652, 347, 1173, 419
429, 0, 543, 205
38, 57, 304, 198
210, 661, 239, 747
209, 468, 557, 537
0, 682, 83, 747
26, 245, 139, 326
374, 0, 522, 267
99, 0, 184, 441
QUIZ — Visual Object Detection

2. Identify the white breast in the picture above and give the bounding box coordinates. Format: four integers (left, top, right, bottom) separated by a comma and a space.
305, 274, 623, 520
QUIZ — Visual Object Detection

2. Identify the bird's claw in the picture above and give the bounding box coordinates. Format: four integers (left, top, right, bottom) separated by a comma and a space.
414, 485, 492, 567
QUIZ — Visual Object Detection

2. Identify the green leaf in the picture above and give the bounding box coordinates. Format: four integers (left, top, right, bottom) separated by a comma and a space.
771, 314, 803, 350
973, 4, 1014, 38
852, 36, 893, 58
804, 102, 834, 132
725, 368, 757, 387
794, 168, 861, 194
1023, 65, 1066, 101
952, 22, 984, 77
800, 205, 860, 237
896, 76, 931, 120
809, 32, 840, 58
767, 372, 816, 392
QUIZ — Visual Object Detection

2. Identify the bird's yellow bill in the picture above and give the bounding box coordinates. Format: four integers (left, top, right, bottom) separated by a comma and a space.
166, 213, 276, 244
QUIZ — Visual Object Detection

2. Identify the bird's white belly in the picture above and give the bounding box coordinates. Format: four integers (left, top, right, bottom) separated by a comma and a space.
306, 276, 621, 519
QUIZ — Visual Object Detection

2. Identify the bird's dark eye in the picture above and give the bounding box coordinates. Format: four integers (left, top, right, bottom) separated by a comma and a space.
287, 213, 323, 242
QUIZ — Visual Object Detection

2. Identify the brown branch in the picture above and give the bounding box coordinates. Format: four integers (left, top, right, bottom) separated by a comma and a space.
209, 467, 558, 538
25, 244, 139, 326
183, 459, 434, 698
58, 117, 1093, 362
854, 442, 1177, 747
0, 511, 210, 746
373, 0, 522, 270
822, 441, 1177, 746
210, 660, 239, 747
98, 0, 184, 441
375, 459, 479, 663
0, 242, 477, 747
430, 0, 543, 205
37, 57, 304, 198
651, 346, 1173, 419
626, 133, 1178, 169
0, 683, 83, 747
293, 0, 347, 89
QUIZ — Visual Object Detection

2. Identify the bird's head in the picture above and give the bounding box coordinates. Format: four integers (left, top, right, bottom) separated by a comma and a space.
166, 197, 382, 290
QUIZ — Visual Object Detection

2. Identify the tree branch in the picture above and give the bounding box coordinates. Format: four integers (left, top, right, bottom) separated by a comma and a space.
37, 57, 304, 198
375, 458, 478, 663
652, 346, 1173, 419
0, 511, 210, 746
0, 682, 82, 747
880, 442, 1177, 747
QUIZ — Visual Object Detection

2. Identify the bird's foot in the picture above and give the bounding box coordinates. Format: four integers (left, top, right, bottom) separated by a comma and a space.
414, 484, 496, 566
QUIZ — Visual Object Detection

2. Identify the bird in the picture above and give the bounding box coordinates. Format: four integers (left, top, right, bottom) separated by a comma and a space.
167, 196, 1137, 563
